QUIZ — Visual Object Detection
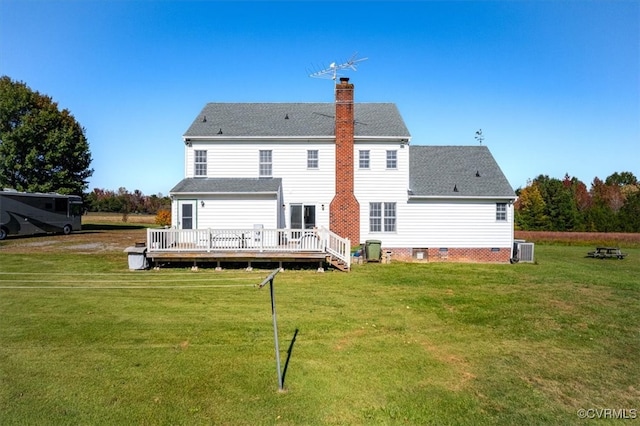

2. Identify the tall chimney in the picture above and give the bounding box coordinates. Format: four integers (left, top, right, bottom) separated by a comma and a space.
330, 77, 360, 246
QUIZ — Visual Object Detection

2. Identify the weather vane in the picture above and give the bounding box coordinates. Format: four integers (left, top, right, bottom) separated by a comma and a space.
475, 129, 484, 145
308, 53, 368, 81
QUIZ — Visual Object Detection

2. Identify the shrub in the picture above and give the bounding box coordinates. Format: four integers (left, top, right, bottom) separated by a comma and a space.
155, 209, 171, 227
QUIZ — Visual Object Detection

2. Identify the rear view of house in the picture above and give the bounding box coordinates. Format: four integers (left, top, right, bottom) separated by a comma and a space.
162, 77, 516, 267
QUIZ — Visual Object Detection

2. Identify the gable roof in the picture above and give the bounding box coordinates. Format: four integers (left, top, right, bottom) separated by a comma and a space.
170, 178, 282, 195
409, 146, 515, 199
184, 103, 410, 139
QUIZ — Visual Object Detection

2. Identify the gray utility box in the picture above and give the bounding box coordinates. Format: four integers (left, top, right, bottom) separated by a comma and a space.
124, 246, 148, 270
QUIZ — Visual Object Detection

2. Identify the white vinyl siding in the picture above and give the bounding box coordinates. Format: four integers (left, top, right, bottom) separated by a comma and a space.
186, 195, 278, 229
183, 141, 334, 229
355, 142, 409, 242
391, 199, 514, 248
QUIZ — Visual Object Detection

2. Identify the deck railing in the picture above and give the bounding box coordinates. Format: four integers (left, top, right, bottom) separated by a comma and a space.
147, 227, 351, 268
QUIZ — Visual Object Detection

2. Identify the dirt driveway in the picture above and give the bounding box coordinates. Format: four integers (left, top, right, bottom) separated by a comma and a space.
0, 226, 149, 254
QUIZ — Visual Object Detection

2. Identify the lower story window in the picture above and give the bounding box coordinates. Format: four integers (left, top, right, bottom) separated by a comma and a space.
370, 202, 396, 232
290, 204, 316, 229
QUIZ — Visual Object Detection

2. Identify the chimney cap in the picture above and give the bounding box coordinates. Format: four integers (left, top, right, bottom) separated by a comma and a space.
339, 77, 350, 83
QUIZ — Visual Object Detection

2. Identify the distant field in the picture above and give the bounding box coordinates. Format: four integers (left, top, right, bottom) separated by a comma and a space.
1, 224, 638, 424
82, 212, 157, 225
516, 231, 640, 248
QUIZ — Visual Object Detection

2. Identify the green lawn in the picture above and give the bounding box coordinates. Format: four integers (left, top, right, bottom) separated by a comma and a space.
1, 244, 638, 425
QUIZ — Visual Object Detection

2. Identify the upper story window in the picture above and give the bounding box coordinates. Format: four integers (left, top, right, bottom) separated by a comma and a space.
359, 150, 370, 169
386, 150, 397, 169
307, 150, 318, 169
259, 150, 272, 178
194, 150, 207, 176
496, 203, 507, 221
370, 202, 397, 232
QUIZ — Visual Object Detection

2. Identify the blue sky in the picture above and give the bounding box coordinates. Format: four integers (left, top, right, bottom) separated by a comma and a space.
1, 0, 638, 195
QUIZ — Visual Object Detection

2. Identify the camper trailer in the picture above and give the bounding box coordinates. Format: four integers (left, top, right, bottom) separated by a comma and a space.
0, 189, 82, 240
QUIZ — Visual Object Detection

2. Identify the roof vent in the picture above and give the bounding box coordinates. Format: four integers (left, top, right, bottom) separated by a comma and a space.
476, 170, 480, 177
217, 128, 223, 135
202, 115, 207, 122
285, 114, 289, 119
453, 184, 459, 192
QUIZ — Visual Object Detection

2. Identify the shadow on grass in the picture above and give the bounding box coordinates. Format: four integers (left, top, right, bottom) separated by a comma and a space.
282, 328, 299, 389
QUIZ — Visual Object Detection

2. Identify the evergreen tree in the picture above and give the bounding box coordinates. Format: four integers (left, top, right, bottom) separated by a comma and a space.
567, 176, 591, 231
514, 183, 548, 230
605, 171, 638, 187
588, 177, 620, 231
532, 175, 579, 231
618, 191, 640, 232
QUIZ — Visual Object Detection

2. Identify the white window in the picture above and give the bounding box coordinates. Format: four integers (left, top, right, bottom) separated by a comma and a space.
386, 150, 397, 169
370, 203, 381, 232
195, 150, 207, 176
259, 150, 272, 177
496, 203, 507, 221
359, 150, 370, 169
307, 150, 318, 169
370, 202, 396, 232
384, 202, 397, 231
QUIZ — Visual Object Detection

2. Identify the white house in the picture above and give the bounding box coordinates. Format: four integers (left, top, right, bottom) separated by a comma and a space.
167, 78, 516, 264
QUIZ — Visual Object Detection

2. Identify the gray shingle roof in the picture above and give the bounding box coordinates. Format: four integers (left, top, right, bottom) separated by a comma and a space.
409, 146, 515, 198
170, 178, 282, 194
184, 103, 410, 138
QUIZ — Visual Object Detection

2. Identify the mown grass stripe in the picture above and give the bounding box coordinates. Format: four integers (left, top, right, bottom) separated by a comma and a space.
0, 284, 257, 289
0, 278, 258, 283
0, 271, 261, 280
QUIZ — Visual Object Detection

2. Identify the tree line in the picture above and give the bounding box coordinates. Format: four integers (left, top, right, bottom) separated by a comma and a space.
515, 172, 640, 232
84, 187, 170, 215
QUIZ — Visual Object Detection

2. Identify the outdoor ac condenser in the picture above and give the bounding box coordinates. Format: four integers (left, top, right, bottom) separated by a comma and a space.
513, 241, 535, 263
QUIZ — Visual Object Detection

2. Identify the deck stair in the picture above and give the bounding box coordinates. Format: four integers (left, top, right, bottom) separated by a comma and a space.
329, 255, 350, 272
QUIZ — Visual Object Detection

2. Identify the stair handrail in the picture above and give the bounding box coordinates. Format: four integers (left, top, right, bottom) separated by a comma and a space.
320, 226, 351, 270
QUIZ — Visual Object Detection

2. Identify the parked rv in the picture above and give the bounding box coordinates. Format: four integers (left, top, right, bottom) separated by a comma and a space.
0, 189, 82, 240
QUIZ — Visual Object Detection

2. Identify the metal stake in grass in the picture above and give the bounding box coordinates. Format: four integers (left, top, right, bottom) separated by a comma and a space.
257, 268, 285, 391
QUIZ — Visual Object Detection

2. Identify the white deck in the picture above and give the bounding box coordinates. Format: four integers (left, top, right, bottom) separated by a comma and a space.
146, 227, 351, 270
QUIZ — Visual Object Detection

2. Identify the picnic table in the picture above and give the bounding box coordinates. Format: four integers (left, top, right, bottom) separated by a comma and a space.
586, 247, 627, 260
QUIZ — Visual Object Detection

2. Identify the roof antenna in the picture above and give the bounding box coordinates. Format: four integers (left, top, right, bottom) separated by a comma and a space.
308, 52, 368, 81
